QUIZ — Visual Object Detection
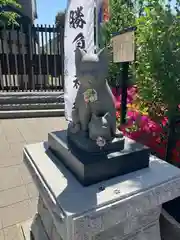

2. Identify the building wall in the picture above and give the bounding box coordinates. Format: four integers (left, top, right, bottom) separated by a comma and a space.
17, 0, 37, 22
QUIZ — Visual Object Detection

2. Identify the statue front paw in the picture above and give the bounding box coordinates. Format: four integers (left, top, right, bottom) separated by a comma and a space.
114, 129, 124, 138
68, 122, 80, 134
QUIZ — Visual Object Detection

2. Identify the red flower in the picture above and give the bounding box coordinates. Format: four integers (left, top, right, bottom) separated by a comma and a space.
116, 111, 120, 119
113, 87, 180, 164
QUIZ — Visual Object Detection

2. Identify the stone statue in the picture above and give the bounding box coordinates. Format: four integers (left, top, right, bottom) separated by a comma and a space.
48, 47, 149, 186
68, 47, 124, 152
88, 113, 112, 141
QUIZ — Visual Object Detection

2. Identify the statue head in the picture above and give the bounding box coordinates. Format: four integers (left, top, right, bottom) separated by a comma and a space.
75, 48, 108, 88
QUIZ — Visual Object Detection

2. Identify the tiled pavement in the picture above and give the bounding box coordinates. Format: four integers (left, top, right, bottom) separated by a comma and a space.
0, 117, 67, 240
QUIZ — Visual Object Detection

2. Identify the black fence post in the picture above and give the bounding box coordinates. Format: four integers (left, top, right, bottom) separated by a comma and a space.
24, 21, 34, 91
121, 62, 129, 125
165, 114, 180, 165
165, 118, 175, 164
60, 26, 64, 90
28, 23, 34, 91
0, 23, 64, 92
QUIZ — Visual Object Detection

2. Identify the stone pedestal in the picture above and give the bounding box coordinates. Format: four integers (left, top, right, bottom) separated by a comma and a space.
48, 131, 150, 186
23, 142, 180, 240
160, 209, 180, 240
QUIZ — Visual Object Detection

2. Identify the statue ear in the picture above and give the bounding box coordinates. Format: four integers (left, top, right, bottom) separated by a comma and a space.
103, 112, 110, 121
75, 48, 86, 67
98, 48, 107, 60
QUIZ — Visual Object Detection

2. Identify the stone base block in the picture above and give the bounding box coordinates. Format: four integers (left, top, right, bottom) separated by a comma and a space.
93, 207, 161, 240
37, 197, 63, 240
160, 209, 180, 240
37, 198, 53, 238
67, 128, 125, 154
23, 142, 180, 240
31, 196, 161, 240
127, 221, 160, 240
48, 130, 150, 186
31, 214, 49, 240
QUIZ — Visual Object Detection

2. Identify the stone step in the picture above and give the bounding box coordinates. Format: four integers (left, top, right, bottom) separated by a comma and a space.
0, 91, 62, 97
0, 92, 64, 105
0, 109, 65, 119
0, 103, 64, 111
0, 96, 64, 105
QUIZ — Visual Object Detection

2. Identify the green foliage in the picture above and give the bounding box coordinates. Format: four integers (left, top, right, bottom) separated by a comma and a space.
102, 0, 135, 86
103, 0, 180, 117
0, 0, 21, 26
55, 11, 65, 28
135, 0, 180, 117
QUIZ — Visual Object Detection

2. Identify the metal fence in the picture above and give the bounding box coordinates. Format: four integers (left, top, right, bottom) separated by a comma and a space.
0, 24, 64, 91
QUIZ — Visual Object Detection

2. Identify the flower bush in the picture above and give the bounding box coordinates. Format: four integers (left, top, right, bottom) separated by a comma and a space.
104, 0, 180, 119
113, 87, 180, 163
104, 0, 180, 164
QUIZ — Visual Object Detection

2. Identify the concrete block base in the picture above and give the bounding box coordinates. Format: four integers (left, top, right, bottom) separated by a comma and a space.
23, 142, 180, 240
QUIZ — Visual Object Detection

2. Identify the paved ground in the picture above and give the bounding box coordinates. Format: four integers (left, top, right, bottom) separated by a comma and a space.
0, 117, 67, 240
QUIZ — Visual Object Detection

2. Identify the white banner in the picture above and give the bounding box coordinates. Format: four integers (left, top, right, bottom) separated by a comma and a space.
64, 0, 95, 121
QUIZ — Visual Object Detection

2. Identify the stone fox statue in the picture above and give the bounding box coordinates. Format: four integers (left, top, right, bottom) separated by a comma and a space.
69, 47, 117, 140
88, 113, 112, 141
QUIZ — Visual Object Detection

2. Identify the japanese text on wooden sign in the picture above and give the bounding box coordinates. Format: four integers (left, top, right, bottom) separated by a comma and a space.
112, 31, 135, 63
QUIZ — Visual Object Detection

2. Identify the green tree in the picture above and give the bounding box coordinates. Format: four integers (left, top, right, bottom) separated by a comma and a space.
55, 11, 65, 59
103, 0, 180, 118
102, 0, 135, 86
55, 11, 65, 28
135, 0, 180, 118
0, 0, 21, 26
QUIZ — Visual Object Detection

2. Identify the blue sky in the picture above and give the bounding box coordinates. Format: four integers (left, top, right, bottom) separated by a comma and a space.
35, 0, 67, 25
35, 0, 177, 25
